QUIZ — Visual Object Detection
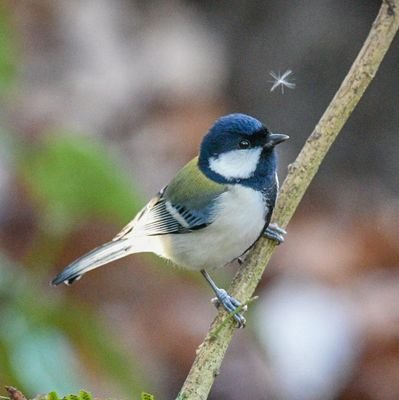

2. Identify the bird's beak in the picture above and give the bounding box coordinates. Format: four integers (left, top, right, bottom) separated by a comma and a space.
264, 133, 289, 148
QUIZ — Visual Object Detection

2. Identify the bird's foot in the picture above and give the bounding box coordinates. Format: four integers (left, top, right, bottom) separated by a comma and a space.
211, 288, 247, 328
263, 223, 286, 244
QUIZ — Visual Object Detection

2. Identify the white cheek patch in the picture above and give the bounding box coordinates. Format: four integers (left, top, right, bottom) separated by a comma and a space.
209, 147, 262, 180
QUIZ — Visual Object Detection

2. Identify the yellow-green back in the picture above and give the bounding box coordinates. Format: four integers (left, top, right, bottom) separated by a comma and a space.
164, 157, 226, 210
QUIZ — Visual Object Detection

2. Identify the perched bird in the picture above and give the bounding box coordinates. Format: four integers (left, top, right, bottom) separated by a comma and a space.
52, 113, 288, 326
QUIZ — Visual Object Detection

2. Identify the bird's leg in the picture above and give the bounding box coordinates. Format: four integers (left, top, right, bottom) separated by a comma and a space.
263, 223, 286, 244
200, 269, 246, 328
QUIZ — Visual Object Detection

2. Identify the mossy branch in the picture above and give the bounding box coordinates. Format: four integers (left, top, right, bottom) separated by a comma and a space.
177, 1, 399, 399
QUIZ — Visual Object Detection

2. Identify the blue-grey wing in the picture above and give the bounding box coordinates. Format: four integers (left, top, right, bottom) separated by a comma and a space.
114, 157, 227, 240
113, 189, 218, 240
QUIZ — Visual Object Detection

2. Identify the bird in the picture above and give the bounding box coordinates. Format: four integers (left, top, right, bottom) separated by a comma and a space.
52, 113, 289, 327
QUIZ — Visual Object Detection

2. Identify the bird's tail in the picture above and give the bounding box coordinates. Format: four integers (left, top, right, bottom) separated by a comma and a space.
51, 239, 131, 286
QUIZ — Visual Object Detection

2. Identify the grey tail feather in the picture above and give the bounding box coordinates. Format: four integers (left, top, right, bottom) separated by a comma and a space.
51, 239, 131, 286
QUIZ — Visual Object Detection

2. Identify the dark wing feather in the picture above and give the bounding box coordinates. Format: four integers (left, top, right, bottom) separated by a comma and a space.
138, 196, 210, 236
114, 190, 214, 240
113, 157, 227, 240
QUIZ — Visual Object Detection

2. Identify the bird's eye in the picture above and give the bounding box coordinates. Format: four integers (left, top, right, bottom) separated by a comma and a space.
239, 139, 251, 149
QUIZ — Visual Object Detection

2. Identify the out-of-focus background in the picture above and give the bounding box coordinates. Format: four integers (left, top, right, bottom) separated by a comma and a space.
0, 1, 398, 399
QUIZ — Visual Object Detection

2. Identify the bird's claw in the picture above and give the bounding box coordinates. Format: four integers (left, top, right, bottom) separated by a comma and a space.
263, 223, 286, 244
211, 288, 247, 328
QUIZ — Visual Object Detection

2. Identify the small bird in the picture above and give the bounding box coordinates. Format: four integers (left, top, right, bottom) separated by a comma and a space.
52, 113, 288, 327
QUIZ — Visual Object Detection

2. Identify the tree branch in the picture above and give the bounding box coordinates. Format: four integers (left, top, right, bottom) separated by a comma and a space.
177, 1, 399, 399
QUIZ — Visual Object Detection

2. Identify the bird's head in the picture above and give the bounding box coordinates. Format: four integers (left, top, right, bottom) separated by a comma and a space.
199, 113, 289, 185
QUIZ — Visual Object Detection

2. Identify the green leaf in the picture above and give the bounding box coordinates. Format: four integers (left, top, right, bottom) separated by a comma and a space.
141, 393, 155, 400
20, 133, 143, 233
0, 3, 17, 92
78, 391, 92, 400
46, 392, 61, 400
0, 254, 151, 397
63, 395, 79, 400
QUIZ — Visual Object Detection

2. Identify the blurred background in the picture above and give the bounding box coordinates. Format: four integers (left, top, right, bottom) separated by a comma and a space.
0, 1, 398, 399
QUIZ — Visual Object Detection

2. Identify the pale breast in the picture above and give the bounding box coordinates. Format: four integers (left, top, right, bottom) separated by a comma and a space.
160, 185, 267, 270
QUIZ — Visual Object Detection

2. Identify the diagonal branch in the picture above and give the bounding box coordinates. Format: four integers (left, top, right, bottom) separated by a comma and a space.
177, 1, 399, 399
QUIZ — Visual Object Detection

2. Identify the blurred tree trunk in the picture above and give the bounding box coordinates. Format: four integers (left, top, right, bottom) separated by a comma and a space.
177, 1, 399, 399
